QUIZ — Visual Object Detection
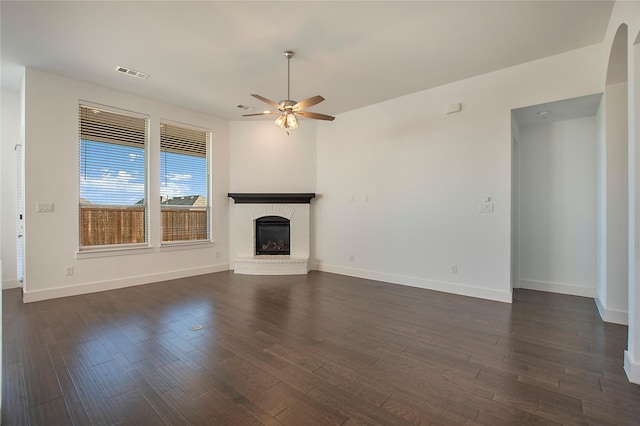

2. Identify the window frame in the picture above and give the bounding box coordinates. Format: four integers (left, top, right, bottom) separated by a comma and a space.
158, 119, 212, 246
78, 101, 150, 252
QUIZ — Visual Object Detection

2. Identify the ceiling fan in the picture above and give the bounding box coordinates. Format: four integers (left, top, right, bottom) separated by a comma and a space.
242, 50, 335, 134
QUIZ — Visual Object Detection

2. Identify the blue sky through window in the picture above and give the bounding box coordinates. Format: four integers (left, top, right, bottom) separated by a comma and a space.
80, 140, 206, 205
161, 150, 207, 201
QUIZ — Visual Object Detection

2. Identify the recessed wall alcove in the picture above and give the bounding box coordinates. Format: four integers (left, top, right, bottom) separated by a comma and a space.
228, 193, 315, 275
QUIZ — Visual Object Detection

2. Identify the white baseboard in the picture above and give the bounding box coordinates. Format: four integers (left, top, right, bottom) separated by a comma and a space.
2, 279, 21, 290
595, 296, 628, 325
22, 263, 230, 303
518, 279, 595, 298
624, 350, 640, 384
314, 263, 512, 303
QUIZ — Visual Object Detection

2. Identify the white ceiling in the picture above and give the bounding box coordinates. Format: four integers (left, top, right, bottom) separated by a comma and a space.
1, 1, 614, 121
512, 93, 603, 128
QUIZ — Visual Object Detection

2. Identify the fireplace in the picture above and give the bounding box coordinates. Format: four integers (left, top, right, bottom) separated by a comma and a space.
255, 216, 290, 255
228, 193, 315, 275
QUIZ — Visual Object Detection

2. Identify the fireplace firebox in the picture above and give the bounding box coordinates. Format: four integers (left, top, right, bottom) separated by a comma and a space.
255, 216, 290, 255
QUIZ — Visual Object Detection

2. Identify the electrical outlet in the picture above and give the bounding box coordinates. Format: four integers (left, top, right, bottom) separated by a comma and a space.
350, 254, 355, 261
215, 251, 220, 258
450, 264, 458, 274
65, 266, 74, 276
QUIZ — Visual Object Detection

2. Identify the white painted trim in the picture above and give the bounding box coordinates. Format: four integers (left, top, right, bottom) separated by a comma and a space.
315, 263, 512, 303
595, 296, 628, 325
518, 279, 596, 298
624, 350, 640, 385
76, 245, 153, 259
22, 263, 229, 303
158, 240, 215, 252
2, 279, 21, 290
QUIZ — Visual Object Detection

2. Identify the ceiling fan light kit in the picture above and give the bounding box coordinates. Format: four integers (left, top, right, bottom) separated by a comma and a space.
243, 50, 334, 135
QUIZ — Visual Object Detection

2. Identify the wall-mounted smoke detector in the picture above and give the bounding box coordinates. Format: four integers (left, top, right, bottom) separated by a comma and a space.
115, 66, 149, 80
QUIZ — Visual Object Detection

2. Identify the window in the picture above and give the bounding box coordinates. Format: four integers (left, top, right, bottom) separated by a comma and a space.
79, 104, 148, 248
160, 122, 210, 242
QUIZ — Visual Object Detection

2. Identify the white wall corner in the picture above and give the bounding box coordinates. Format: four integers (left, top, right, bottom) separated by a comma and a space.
2, 279, 21, 290
624, 350, 640, 384
518, 279, 596, 298
595, 296, 629, 325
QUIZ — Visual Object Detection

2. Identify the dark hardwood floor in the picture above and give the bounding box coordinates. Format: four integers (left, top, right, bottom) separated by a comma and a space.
3, 271, 639, 425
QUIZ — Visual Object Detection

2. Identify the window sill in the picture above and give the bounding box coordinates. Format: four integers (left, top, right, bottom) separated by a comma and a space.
76, 244, 152, 259
159, 240, 215, 252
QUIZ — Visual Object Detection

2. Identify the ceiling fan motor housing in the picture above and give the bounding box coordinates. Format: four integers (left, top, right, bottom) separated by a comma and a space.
279, 100, 296, 110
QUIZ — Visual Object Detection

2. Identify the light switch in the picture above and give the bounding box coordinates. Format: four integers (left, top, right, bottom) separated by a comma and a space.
37, 202, 54, 212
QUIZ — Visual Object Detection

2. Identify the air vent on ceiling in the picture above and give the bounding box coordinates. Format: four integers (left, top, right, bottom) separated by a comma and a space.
236, 104, 253, 111
115, 66, 149, 80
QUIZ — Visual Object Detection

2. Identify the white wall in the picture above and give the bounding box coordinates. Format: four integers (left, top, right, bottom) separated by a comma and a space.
600, 0, 640, 385
21, 68, 230, 302
314, 45, 604, 303
598, 81, 629, 324
630, 30, 640, 384
511, 117, 521, 290
1, 88, 20, 289
517, 117, 597, 297
229, 120, 317, 193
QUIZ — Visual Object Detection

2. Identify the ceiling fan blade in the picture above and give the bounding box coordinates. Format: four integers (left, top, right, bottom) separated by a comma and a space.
242, 111, 278, 117
296, 111, 335, 121
293, 95, 325, 111
251, 94, 283, 111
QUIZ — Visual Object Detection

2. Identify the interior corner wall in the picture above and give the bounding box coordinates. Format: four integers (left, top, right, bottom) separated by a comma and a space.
517, 117, 597, 297
314, 44, 603, 303
596, 97, 607, 308
510, 117, 521, 291
628, 27, 640, 384
603, 81, 629, 324
22, 68, 230, 302
227, 120, 317, 262
228, 120, 317, 193
1, 87, 20, 289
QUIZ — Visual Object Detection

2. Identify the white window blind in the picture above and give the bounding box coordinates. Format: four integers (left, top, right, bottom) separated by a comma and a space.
79, 104, 148, 247
160, 122, 210, 242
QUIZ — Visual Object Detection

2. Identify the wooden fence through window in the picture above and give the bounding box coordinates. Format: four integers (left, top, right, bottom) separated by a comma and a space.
161, 208, 208, 242
80, 206, 207, 246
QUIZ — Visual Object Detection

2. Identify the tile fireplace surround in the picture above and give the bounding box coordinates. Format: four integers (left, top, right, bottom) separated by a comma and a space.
228, 193, 315, 275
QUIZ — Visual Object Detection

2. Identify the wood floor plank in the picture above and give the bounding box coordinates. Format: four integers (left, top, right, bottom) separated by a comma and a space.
66, 362, 122, 425
54, 365, 93, 426
21, 343, 63, 408
267, 381, 349, 425
27, 396, 73, 426
3, 272, 640, 425
2, 361, 30, 425
109, 388, 168, 426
